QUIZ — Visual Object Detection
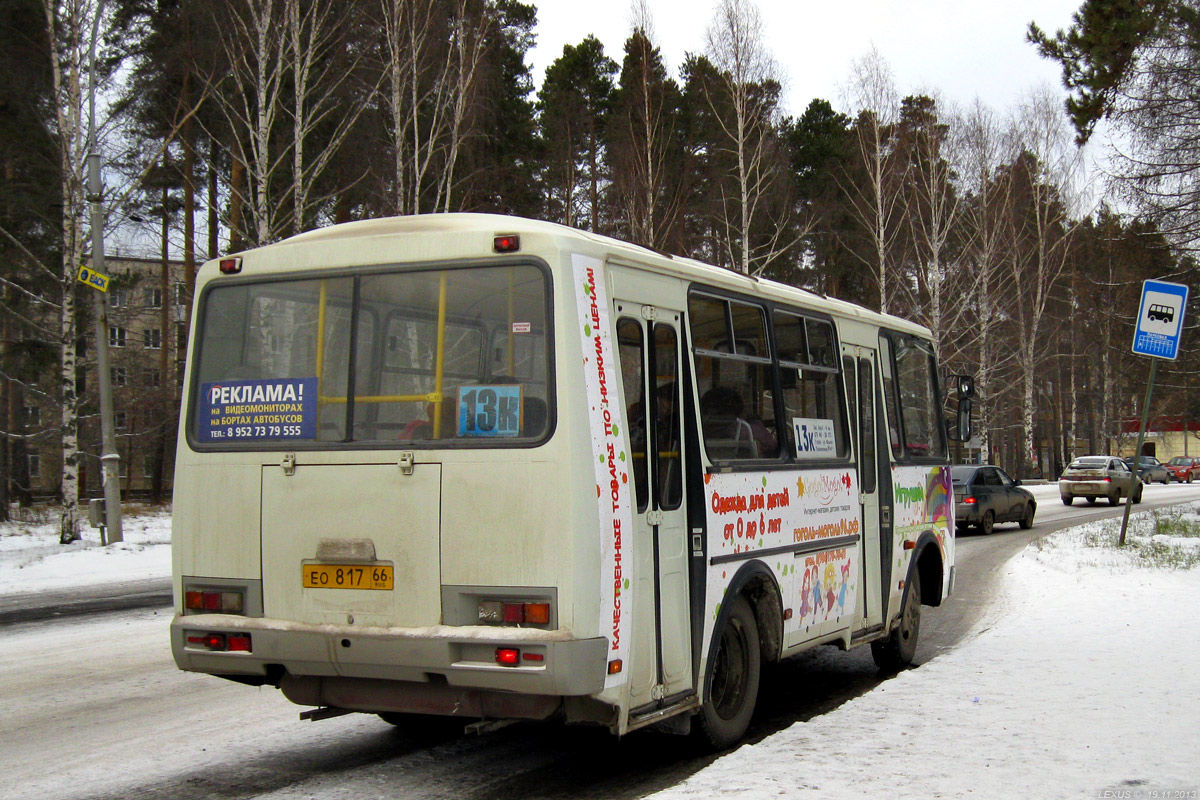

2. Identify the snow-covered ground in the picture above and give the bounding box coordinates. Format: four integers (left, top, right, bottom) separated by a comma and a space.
0, 505, 171, 595
1, 502, 1197, 798
653, 502, 1200, 799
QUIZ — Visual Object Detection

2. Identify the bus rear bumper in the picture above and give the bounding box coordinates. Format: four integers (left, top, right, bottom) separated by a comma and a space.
170, 614, 609, 700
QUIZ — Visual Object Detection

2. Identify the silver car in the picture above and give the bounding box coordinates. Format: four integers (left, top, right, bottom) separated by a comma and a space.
1059, 456, 1142, 506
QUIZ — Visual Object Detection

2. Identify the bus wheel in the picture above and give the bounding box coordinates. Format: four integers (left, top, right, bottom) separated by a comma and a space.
872, 567, 921, 672
699, 594, 760, 749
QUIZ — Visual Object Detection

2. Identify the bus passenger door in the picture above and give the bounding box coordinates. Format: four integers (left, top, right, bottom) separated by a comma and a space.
844, 346, 884, 631
615, 307, 692, 713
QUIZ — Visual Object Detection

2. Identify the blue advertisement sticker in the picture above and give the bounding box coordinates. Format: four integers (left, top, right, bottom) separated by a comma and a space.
198, 377, 318, 443
457, 385, 522, 437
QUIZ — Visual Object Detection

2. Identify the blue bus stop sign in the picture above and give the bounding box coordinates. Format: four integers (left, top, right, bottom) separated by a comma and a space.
1132, 279, 1189, 360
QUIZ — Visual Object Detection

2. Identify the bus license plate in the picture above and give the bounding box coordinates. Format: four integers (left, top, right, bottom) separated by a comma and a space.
302, 564, 393, 590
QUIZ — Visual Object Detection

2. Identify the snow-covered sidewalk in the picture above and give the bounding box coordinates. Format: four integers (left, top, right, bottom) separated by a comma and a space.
0, 505, 171, 596
653, 511, 1200, 799
1, 503, 1197, 797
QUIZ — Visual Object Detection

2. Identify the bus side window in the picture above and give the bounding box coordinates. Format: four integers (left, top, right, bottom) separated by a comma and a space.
689, 293, 777, 462
617, 318, 649, 511
774, 312, 846, 460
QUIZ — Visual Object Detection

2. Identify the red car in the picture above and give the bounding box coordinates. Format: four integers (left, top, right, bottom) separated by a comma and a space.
1165, 456, 1200, 483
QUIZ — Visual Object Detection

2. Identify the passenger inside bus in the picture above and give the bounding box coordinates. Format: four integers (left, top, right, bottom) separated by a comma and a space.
398, 395, 459, 440
701, 386, 758, 459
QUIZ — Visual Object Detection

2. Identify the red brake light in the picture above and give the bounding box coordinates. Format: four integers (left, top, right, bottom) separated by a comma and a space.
186, 632, 251, 652
493, 234, 520, 253
502, 603, 525, 623
495, 648, 520, 666
963, 497, 977, 504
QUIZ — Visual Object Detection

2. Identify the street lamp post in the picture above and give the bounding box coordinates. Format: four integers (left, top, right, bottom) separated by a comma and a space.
87, 0, 122, 544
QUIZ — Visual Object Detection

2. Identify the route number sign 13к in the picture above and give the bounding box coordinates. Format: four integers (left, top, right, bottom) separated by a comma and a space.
1132, 279, 1189, 360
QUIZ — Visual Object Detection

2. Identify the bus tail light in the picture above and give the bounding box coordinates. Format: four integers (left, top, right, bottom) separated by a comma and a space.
186, 632, 252, 652
963, 496, 977, 504
478, 600, 552, 626
185, 590, 244, 614
495, 648, 520, 666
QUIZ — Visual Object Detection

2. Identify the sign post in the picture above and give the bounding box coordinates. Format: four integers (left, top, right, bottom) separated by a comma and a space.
1121, 279, 1190, 545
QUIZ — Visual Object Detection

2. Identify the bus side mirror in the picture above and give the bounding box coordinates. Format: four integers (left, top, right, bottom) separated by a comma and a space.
946, 374, 974, 443
955, 397, 972, 442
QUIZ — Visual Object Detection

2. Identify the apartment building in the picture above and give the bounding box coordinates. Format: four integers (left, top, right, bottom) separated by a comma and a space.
13, 255, 190, 502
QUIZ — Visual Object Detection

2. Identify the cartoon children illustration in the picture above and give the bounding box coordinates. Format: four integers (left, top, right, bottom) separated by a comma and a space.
837, 561, 851, 614
799, 568, 812, 620
811, 565, 824, 616
824, 563, 837, 618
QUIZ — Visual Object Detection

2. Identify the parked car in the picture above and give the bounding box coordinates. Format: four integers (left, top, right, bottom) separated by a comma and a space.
1165, 456, 1200, 483
1059, 456, 1141, 506
1123, 456, 1171, 485
952, 465, 1036, 534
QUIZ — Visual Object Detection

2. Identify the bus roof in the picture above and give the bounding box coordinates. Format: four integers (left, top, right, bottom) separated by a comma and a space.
221, 213, 931, 339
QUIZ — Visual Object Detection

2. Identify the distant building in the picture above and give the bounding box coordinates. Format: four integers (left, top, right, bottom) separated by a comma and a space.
15, 255, 190, 503
1120, 416, 1200, 461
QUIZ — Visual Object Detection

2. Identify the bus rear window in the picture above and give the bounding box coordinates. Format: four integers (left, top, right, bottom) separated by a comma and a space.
191, 264, 551, 447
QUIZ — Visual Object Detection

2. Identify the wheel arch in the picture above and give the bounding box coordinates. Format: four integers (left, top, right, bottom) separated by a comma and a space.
911, 530, 946, 608
710, 560, 784, 669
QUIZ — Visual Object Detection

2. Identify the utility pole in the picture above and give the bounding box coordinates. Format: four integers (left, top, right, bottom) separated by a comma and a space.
86, 0, 122, 543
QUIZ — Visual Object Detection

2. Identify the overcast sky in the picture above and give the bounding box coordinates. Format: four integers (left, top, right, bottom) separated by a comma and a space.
527, 0, 1085, 118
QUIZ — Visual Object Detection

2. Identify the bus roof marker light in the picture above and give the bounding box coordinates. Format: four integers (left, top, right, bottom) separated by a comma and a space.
219, 257, 242, 275
493, 234, 520, 253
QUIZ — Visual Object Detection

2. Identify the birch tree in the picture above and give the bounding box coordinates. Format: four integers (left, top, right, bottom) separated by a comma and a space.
211, 0, 290, 246
1004, 88, 1084, 476
608, 11, 688, 250
955, 99, 1018, 465
285, 0, 378, 234
841, 48, 906, 313
378, 0, 496, 216
897, 93, 966, 357
36, 0, 105, 542
703, 0, 791, 275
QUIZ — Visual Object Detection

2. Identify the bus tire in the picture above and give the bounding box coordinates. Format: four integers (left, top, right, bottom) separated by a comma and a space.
699, 594, 760, 749
872, 566, 921, 672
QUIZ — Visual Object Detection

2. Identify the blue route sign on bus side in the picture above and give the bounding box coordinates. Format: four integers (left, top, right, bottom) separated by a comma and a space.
1132, 279, 1189, 360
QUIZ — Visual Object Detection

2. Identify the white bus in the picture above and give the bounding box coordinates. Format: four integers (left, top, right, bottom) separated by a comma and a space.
171, 213, 967, 747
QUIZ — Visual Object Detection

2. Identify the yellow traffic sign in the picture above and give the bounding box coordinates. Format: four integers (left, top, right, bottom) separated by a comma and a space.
77, 265, 110, 292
